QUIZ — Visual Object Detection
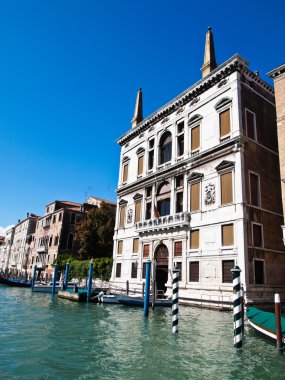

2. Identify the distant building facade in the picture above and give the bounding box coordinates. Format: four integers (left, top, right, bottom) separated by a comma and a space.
268, 64, 285, 243
111, 29, 285, 307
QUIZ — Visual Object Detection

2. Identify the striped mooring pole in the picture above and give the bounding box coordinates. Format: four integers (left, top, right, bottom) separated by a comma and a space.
52, 264, 58, 295
172, 266, 179, 333
143, 260, 151, 318
87, 260, 93, 302
31, 265, 37, 290
64, 262, 69, 290
231, 265, 243, 348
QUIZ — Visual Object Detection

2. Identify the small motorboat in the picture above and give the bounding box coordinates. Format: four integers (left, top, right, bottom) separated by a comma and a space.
114, 294, 172, 307
97, 292, 119, 304
0, 276, 31, 288
246, 307, 285, 342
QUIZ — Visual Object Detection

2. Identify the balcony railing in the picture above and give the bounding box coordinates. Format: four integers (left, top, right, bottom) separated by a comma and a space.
37, 246, 47, 254
136, 212, 190, 233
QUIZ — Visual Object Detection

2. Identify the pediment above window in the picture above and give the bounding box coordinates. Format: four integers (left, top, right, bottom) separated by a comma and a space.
187, 172, 204, 181
119, 199, 128, 206
215, 160, 235, 172
136, 147, 145, 155
122, 156, 130, 163
133, 193, 143, 201
188, 114, 203, 126
214, 97, 232, 110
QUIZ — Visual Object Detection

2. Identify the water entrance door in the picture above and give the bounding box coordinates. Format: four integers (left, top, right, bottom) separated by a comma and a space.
154, 244, 169, 295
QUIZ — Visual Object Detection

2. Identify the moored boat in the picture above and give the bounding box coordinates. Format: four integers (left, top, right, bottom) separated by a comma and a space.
246, 307, 285, 341
0, 276, 31, 288
114, 294, 172, 307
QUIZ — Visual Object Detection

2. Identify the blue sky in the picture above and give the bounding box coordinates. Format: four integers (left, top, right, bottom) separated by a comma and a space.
0, 0, 284, 228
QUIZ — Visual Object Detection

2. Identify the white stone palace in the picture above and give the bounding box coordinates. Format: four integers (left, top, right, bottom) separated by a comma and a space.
110, 28, 285, 308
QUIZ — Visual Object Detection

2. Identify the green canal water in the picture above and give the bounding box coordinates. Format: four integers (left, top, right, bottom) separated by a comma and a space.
1, 286, 285, 380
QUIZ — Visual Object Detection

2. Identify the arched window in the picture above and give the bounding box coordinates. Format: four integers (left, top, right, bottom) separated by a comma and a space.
159, 132, 172, 164
67, 233, 74, 250
156, 181, 171, 216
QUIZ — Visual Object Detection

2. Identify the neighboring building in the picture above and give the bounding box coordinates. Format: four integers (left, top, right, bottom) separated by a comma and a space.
268, 64, 285, 243
111, 28, 285, 308
9, 214, 38, 275
1, 226, 15, 273
0, 236, 5, 271
87, 196, 116, 212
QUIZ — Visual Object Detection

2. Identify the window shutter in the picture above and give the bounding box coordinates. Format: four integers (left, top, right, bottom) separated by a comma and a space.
174, 241, 182, 256
133, 238, 139, 253
119, 205, 126, 228
219, 109, 230, 137
190, 182, 200, 211
138, 156, 144, 176
123, 163, 129, 183
135, 201, 141, 222
190, 230, 199, 249
117, 240, 123, 255
189, 261, 199, 282
221, 172, 233, 204
222, 224, 234, 246
143, 244, 150, 257
222, 260, 234, 283
191, 125, 200, 151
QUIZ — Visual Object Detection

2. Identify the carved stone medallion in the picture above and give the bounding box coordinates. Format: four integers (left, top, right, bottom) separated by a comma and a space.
204, 183, 216, 205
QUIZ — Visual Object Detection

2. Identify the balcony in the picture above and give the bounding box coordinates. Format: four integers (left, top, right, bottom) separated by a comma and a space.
37, 246, 47, 254
136, 212, 190, 234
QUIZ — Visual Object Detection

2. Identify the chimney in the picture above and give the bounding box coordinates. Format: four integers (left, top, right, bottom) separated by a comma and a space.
27, 213, 30, 218
131, 88, 143, 128
201, 27, 217, 78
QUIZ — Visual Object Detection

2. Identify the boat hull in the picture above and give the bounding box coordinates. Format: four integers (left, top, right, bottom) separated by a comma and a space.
0, 277, 31, 288
114, 294, 172, 307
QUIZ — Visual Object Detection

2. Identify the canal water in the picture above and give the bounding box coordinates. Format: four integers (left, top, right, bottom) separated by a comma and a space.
1, 286, 285, 380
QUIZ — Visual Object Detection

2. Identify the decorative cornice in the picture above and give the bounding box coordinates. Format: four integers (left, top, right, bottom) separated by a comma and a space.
267, 63, 285, 79
188, 114, 203, 126
122, 156, 130, 163
187, 172, 204, 182
136, 147, 145, 155
214, 97, 232, 110
133, 193, 143, 201
215, 160, 235, 172
118, 199, 128, 206
117, 55, 274, 147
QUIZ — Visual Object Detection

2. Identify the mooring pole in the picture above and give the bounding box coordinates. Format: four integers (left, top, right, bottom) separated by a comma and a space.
152, 280, 156, 311
142, 282, 145, 298
64, 262, 69, 290
126, 280, 129, 295
31, 265, 37, 290
87, 260, 93, 302
231, 265, 243, 348
172, 266, 179, 333
275, 293, 283, 353
52, 264, 58, 295
144, 260, 151, 318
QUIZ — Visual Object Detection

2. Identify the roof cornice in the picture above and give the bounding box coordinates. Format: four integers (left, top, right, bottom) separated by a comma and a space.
117, 54, 273, 146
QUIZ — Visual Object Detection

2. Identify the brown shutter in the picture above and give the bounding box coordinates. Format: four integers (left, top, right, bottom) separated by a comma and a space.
117, 240, 123, 255
221, 172, 233, 205
135, 201, 141, 222
116, 263, 121, 277
222, 224, 234, 246
123, 163, 128, 183
189, 261, 199, 282
119, 205, 126, 228
219, 109, 231, 138
191, 125, 200, 151
143, 244, 150, 257
174, 241, 182, 256
138, 156, 144, 176
190, 182, 200, 212
190, 230, 199, 249
222, 260, 234, 283
131, 263, 138, 278
133, 238, 139, 253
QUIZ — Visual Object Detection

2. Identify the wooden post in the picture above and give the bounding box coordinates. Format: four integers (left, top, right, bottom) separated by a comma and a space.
126, 280, 129, 295
275, 293, 283, 353
87, 260, 93, 302
52, 264, 58, 295
143, 261, 151, 318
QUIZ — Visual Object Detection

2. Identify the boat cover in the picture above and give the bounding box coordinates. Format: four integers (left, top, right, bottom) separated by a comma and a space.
246, 307, 285, 335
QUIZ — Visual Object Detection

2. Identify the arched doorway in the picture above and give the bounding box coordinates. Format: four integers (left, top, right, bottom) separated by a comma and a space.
154, 244, 169, 294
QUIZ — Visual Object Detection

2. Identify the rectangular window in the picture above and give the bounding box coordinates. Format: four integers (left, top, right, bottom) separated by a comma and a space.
175, 262, 182, 281
222, 260, 234, 283
70, 213, 76, 224
119, 205, 126, 228
142, 262, 146, 279
143, 244, 149, 258
177, 134, 184, 156
252, 224, 263, 247
146, 186, 152, 198
191, 125, 200, 151
116, 263, 121, 278
176, 175, 184, 188
117, 240, 123, 255
135, 201, 141, 223
219, 109, 231, 138
174, 241, 182, 256
131, 263, 138, 279
138, 156, 144, 176
133, 238, 139, 254
148, 139, 154, 170
123, 163, 129, 183
145, 202, 152, 220
190, 230, 199, 249
189, 261, 199, 282
250, 172, 260, 207
222, 224, 234, 246
190, 182, 200, 212
221, 172, 233, 205
254, 260, 265, 284
246, 109, 256, 140
176, 192, 183, 213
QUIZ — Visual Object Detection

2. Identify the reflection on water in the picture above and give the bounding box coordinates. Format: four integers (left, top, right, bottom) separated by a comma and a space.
0, 286, 285, 379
